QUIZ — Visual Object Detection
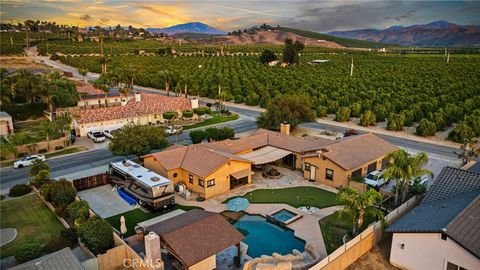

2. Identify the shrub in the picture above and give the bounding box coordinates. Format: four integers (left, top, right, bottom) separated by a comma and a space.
14, 243, 42, 263
162, 111, 178, 121
61, 228, 79, 247
50, 53, 60, 61
316, 106, 328, 117
9, 184, 31, 197
54, 204, 68, 218
38, 149, 48, 154
387, 113, 405, 131
55, 146, 64, 151
182, 110, 194, 118
49, 179, 77, 207
335, 107, 351, 122
78, 216, 113, 255
67, 201, 90, 224
189, 130, 208, 144
193, 107, 206, 116
205, 107, 212, 114
343, 129, 358, 137
29, 159, 50, 178
40, 182, 55, 202
43, 238, 70, 253
416, 119, 437, 137
359, 110, 376, 126
259, 49, 277, 64
449, 122, 475, 143
31, 169, 51, 188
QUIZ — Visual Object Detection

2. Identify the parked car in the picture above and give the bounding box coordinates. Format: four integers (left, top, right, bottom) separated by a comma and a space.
87, 131, 106, 143
409, 174, 430, 187
364, 171, 389, 188
165, 125, 183, 135
13, 154, 46, 169
103, 129, 118, 139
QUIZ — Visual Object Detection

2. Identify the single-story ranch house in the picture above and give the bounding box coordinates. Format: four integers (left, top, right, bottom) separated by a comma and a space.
143, 124, 397, 198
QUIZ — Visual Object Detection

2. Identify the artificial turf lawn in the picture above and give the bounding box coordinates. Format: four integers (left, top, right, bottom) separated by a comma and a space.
105, 204, 203, 237
223, 186, 337, 209
0, 194, 65, 258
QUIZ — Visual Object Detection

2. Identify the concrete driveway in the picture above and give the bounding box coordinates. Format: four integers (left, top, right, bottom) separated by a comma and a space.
74, 136, 110, 150
78, 185, 135, 218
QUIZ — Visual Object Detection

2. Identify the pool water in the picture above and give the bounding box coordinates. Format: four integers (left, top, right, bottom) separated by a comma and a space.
271, 209, 296, 222
234, 214, 305, 258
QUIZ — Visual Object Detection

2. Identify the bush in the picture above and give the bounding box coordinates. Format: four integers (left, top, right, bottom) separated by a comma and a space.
78, 216, 113, 255
343, 129, 358, 137
14, 243, 42, 263
387, 113, 405, 131
61, 228, 79, 247
67, 201, 90, 225
206, 127, 235, 141
193, 107, 206, 116
55, 146, 64, 151
40, 182, 55, 202
43, 238, 70, 253
189, 130, 208, 144
49, 179, 77, 207
205, 107, 212, 115
335, 107, 351, 122
54, 204, 68, 218
38, 149, 48, 154
416, 119, 437, 137
359, 110, 376, 126
31, 169, 51, 188
162, 111, 178, 121
449, 122, 475, 143
29, 159, 50, 178
182, 110, 194, 118
50, 53, 60, 61
259, 49, 277, 64
9, 184, 31, 197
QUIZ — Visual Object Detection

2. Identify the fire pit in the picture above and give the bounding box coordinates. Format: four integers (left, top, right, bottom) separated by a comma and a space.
262, 168, 282, 179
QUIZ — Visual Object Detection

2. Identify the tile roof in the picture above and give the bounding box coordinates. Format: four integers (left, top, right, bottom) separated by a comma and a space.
204, 128, 334, 154
10, 247, 84, 270
146, 144, 252, 178
387, 166, 480, 258
73, 93, 191, 124
76, 82, 105, 96
146, 210, 244, 267
320, 133, 397, 170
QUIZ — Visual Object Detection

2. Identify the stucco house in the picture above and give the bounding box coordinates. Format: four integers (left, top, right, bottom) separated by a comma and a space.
72, 92, 194, 137
386, 166, 480, 270
0, 111, 14, 137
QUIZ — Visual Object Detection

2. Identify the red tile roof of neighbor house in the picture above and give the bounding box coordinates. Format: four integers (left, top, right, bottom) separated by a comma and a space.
320, 133, 397, 170
145, 144, 252, 178
73, 93, 191, 124
146, 210, 244, 267
76, 82, 105, 96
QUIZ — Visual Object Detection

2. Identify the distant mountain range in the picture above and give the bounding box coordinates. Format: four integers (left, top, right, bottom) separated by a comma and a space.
328, 20, 480, 46
147, 22, 226, 35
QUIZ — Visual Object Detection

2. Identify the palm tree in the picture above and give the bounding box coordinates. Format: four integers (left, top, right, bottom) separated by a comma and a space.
158, 70, 174, 96
383, 149, 433, 205
40, 121, 57, 151
336, 187, 384, 236
14, 69, 38, 103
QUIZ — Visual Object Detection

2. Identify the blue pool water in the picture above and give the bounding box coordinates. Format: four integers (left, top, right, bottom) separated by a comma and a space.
271, 209, 296, 222
234, 214, 305, 258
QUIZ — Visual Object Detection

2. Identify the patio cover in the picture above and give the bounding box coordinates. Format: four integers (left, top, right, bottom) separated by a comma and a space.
230, 169, 254, 179
238, 145, 292, 165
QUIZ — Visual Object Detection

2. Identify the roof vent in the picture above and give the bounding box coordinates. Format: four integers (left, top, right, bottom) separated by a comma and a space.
133, 164, 140, 168
151, 177, 160, 182
137, 175, 142, 178
442, 204, 447, 208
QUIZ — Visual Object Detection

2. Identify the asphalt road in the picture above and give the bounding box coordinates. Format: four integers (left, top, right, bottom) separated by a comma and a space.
0, 56, 461, 192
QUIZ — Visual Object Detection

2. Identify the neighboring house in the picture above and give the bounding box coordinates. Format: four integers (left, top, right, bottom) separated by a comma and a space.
302, 133, 397, 188
463, 160, 480, 174
141, 210, 244, 270
386, 166, 480, 270
143, 144, 253, 199
10, 247, 85, 270
0, 111, 14, 136
72, 92, 194, 137
76, 82, 132, 109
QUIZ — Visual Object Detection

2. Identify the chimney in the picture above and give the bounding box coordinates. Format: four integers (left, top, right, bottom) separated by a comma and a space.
280, 122, 290, 135
135, 92, 141, 102
144, 232, 164, 270
190, 98, 199, 109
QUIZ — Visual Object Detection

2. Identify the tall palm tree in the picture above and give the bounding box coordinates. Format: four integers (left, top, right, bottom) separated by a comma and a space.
158, 70, 174, 96
14, 69, 38, 103
383, 149, 433, 205
40, 121, 57, 151
336, 187, 384, 236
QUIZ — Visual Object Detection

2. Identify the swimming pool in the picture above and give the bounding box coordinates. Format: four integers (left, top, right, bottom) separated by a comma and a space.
233, 214, 305, 258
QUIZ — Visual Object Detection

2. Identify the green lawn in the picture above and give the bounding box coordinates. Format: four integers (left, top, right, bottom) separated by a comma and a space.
0, 194, 65, 258
105, 204, 203, 237
223, 186, 337, 209
14, 119, 63, 145
183, 113, 239, 130
319, 211, 377, 254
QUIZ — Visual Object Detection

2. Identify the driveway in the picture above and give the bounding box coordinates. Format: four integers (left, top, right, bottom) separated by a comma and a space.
74, 137, 110, 150
78, 185, 135, 218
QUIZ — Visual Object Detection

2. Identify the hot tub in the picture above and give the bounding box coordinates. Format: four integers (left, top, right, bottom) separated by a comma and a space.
267, 209, 302, 225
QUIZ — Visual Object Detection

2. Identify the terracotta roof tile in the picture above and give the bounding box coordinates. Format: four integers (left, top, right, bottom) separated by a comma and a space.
321, 133, 397, 170
74, 93, 191, 124
76, 83, 105, 95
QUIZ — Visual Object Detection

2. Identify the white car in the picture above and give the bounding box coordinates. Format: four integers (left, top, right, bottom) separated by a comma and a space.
364, 171, 389, 188
87, 131, 106, 143
409, 174, 430, 186
165, 125, 183, 135
103, 129, 118, 139
13, 154, 46, 169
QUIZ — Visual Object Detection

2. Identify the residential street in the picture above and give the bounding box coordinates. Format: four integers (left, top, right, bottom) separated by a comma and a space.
0, 56, 462, 193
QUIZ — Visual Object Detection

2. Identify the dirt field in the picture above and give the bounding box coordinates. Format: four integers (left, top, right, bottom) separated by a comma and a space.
346, 234, 401, 270
0, 56, 55, 70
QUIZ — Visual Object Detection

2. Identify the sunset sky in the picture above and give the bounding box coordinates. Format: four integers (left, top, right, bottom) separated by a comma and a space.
1, 1, 479, 32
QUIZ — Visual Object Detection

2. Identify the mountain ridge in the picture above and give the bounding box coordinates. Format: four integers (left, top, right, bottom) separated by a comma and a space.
147, 22, 226, 35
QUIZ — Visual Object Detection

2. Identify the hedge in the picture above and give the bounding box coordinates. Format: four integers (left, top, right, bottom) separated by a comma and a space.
162, 111, 178, 120
78, 216, 113, 255
48, 179, 77, 207
14, 243, 42, 263
182, 110, 194, 118
67, 201, 90, 225
2, 103, 47, 121
9, 184, 31, 197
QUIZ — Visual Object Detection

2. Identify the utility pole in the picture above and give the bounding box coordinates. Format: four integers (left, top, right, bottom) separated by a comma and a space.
447, 53, 450, 64
350, 58, 354, 76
